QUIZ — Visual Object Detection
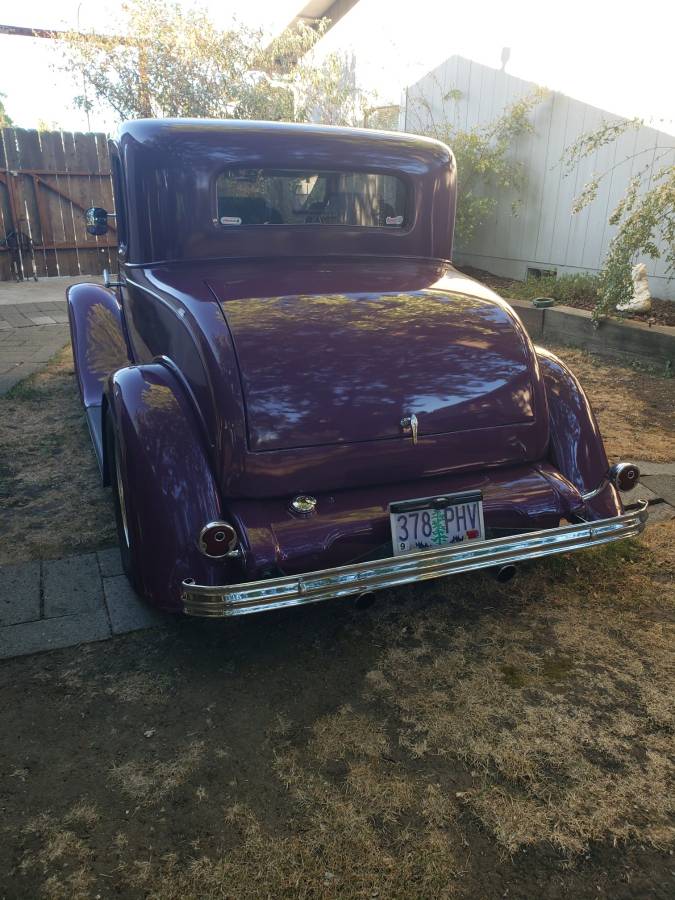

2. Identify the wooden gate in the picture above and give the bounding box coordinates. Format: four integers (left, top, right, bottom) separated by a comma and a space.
0, 128, 118, 281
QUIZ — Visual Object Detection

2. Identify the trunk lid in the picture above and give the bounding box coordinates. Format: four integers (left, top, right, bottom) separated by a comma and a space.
211, 288, 539, 453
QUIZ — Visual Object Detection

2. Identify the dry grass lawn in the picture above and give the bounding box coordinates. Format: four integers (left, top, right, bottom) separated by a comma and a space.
0, 345, 115, 565
2, 521, 672, 898
0, 336, 673, 898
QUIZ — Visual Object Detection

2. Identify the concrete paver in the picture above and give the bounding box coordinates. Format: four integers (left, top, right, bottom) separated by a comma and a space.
0, 562, 41, 627
0, 608, 111, 660
43, 553, 105, 617
103, 575, 166, 634
640, 474, 675, 508
0, 551, 164, 660
97, 547, 125, 578
0, 323, 70, 394
0, 275, 90, 306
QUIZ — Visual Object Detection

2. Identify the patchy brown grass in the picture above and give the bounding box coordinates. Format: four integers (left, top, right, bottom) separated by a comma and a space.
0, 344, 115, 564
108, 740, 206, 804
1, 525, 673, 898
367, 523, 674, 856
1, 336, 673, 896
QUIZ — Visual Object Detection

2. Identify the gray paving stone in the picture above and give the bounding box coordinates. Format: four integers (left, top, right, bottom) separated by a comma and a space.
0, 607, 111, 660
28, 315, 57, 326
0, 276, 87, 306
43, 553, 104, 617
620, 483, 659, 505
0, 371, 26, 394
97, 546, 124, 577
0, 309, 32, 327
0, 561, 41, 626
37, 302, 68, 313
643, 501, 675, 524
640, 474, 675, 507
103, 575, 165, 634
634, 461, 675, 476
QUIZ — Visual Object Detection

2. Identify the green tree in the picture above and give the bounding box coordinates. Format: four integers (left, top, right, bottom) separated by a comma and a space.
59, 1, 363, 126
0, 93, 12, 128
563, 119, 675, 319
406, 83, 546, 246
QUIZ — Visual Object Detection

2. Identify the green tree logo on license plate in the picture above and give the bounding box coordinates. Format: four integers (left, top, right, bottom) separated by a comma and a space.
432, 509, 446, 546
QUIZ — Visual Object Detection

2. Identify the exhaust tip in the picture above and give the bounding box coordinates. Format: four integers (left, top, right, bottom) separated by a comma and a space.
354, 591, 376, 610
495, 564, 517, 584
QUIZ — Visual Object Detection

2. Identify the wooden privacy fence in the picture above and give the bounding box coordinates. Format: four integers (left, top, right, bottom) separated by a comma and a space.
0, 128, 118, 281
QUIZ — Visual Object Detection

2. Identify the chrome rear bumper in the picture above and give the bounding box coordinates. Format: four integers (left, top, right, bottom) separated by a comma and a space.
181, 501, 648, 618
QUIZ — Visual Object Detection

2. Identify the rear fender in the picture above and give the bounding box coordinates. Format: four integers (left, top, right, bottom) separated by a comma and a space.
106, 363, 229, 611
537, 347, 622, 519
66, 282, 131, 406
67, 283, 131, 475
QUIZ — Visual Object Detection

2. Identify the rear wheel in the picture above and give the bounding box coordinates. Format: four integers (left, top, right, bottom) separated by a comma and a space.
106, 414, 135, 581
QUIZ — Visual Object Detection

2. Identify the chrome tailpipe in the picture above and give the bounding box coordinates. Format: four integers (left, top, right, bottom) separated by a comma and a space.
495, 564, 517, 583
354, 591, 377, 610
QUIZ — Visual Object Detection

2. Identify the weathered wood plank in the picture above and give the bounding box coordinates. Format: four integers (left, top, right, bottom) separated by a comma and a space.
0, 130, 12, 280
56, 131, 82, 276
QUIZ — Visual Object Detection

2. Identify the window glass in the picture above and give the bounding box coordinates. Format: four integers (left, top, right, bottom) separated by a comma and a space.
215, 169, 408, 228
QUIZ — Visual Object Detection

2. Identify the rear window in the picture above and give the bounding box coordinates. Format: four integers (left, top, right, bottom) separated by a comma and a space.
215, 169, 408, 228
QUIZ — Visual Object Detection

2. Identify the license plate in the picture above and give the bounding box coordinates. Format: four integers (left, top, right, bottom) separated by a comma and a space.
389, 491, 485, 556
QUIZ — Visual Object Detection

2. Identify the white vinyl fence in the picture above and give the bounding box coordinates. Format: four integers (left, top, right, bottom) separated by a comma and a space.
402, 56, 675, 300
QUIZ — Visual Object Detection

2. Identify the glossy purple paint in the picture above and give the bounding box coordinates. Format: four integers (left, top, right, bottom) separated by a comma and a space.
538, 348, 622, 520
66, 282, 130, 407
65, 119, 625, 612
108, 364, 228, 611
118, 119, 456, 265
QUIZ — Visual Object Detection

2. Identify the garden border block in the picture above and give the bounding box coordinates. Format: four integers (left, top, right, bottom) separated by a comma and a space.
507, 298, 675, 366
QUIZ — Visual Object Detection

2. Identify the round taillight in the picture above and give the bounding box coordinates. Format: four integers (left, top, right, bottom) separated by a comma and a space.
609, 463, 640, 493
199, 521, 238, 558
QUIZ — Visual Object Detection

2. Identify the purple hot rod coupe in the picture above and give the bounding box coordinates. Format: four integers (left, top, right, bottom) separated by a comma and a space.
68, 119, 646, 617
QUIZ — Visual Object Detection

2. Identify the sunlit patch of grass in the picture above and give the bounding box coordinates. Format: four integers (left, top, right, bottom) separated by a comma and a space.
108, 740, 205, 804
5, 376, 44, 402
104, 671, 173, 704
18, 803, 101, 899
127, 735, 463, 900
0, 343, 115, 565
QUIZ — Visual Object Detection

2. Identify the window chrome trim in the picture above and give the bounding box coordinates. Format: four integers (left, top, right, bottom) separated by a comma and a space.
181, 502, 648, 618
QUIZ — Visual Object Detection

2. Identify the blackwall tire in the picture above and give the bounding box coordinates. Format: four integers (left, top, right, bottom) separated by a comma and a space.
105, 414, 136, 584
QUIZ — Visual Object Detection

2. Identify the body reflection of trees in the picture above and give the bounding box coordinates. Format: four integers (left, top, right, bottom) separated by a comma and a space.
85, 304, 129, 386
224, 290, 534, 450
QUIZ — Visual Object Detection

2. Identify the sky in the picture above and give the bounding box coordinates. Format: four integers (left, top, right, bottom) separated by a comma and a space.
1, 0, 673, 133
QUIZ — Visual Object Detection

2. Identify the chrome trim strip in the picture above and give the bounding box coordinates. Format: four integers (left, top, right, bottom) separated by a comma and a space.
581, 461, 641, 501
581, 478, 609, 501
181, 502, 648, 618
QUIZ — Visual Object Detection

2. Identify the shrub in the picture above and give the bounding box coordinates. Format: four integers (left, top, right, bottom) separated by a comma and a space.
504, 273, 601, 306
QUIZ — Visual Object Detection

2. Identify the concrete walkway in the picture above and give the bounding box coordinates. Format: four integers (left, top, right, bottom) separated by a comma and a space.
0, 548, 165, 660
0, 276, 89, 394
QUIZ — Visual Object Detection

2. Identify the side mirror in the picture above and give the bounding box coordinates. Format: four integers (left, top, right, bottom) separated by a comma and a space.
85, 207, 111, 236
